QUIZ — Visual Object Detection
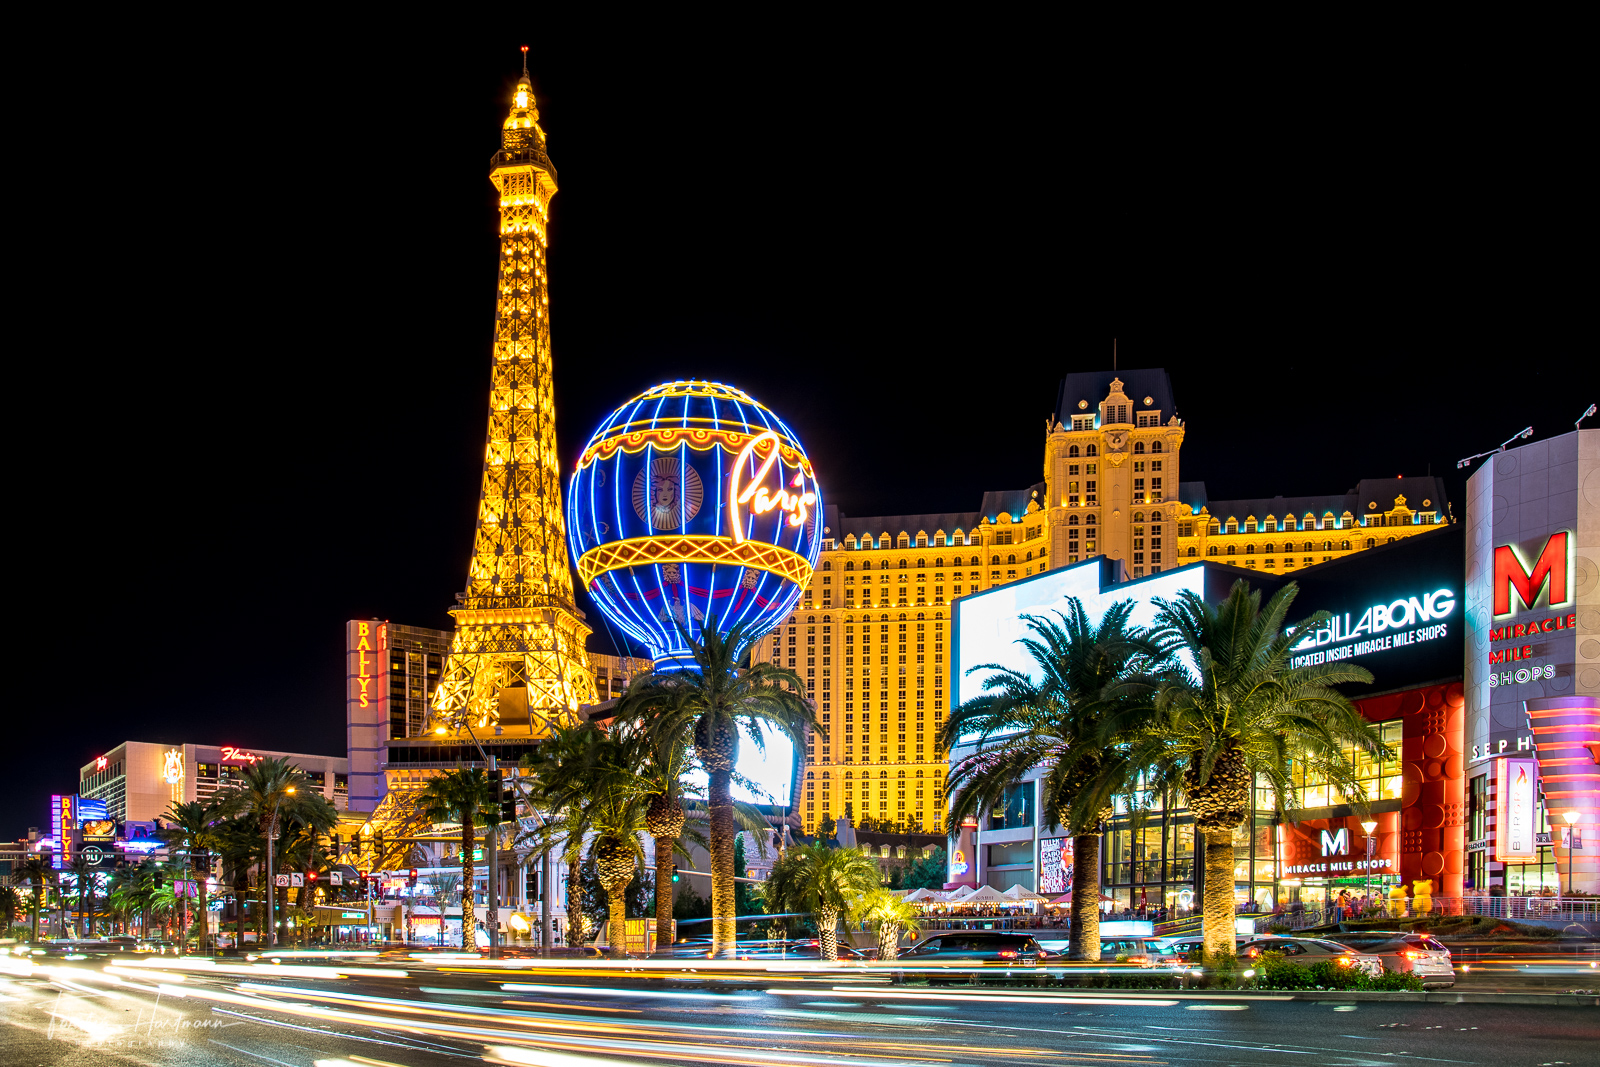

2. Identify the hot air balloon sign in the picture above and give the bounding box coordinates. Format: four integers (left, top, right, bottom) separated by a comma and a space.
567, 380, 823, 671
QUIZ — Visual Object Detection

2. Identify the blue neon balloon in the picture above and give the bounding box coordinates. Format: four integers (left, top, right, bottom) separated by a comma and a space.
567, 380, 824, 671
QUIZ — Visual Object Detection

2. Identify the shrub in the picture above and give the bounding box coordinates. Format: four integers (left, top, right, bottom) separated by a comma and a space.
1252, 952, 1424, 992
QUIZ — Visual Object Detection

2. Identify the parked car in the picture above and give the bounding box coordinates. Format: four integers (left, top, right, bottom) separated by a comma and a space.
898, 932, 1052, 965
749, 940, 869, 961
1239, 936, 1383, 977
1151, 934, 1254, 965
1332, 931, 1456, 987
1098, 937, 1164, 965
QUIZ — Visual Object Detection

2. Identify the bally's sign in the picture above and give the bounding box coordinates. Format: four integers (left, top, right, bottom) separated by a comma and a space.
1290, 587, 1455, 669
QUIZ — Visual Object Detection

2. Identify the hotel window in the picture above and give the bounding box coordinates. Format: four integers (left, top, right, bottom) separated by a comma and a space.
1072, 416, 1093, 432
1366, 538, 1376, 549
1207, 546, 1217, 556
1179, 521, 1192, 537
1186, 547, 1197, 557
1151, 460, 1162, 471
1225, 519, 1237, 533
1134, 478, 1145, 498
1226, 545, 1236, 555
1244, 544, 1254, 555
1151, 477, 1162, 495
1085, 480, 1097, 502
1068, 444, 1081, 457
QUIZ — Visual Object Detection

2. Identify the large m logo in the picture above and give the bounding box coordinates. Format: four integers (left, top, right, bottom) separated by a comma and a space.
1320, 828, 1349, 856
1494, 531, 1570, 617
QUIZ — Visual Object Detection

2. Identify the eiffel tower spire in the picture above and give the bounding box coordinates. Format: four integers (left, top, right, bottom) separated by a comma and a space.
430, 53, 597, 738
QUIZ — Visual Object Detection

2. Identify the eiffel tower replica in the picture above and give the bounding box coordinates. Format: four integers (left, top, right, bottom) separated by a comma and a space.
429, 50, 598, 745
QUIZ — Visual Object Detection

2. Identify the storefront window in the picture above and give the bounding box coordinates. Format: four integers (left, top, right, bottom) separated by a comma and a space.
987, 782, 1034, 830
1165, 821, 1193, 882
1283, 720, 1402, 808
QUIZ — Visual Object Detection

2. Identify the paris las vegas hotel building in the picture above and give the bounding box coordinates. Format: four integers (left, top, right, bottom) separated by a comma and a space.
760, 369, 1453, 842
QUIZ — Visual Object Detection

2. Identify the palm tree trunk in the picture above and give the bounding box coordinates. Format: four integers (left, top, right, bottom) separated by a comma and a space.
607, 887, 628, 959
877, 922, 898, 960
708, 766, 737, 958
1200, 827, 1236, 957
565, 852, 586, 948
1068, 833, 1102, 961
654, 835, 677, 955
31, 887, 42, 942
817, 904, 839, 960
460, 822, 477, 951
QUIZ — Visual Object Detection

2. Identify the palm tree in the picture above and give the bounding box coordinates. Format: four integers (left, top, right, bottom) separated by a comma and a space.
522, 723, 651, 957
762, 842, 880, 959
1133, 580, 1384, 956
214, 757, 320, 948
618, 617, 813, 958
0, 885, 22, 935
632, 726, 692, 952
13, 856, 55, 942
943, 600, 1170, 961
852, 886, 924, 960
66, 853, 99, 939
159, 799, 228, 952
418, 767, 498, 950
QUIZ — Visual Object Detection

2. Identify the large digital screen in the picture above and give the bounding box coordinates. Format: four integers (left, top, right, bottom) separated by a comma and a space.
953, 557, 1214, 707
684, 720, 795, 807
77, 796, 109, 823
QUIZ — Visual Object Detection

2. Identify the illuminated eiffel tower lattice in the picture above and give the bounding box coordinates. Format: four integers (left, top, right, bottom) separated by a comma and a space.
430, 50, 598, 740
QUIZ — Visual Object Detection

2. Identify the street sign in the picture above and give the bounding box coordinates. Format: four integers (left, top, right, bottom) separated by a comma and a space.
1563, 828, 1584, 849
275, 874, 290, 887
290, 873, 304, 888
329, 873, 343, 886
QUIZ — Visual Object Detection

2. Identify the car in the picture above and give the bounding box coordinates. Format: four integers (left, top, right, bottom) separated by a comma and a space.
1098, 937, 1165, 966
898, 932, 1052, 965
1151, 934, 1253, 965
1333, 931, 1456, 987
750, 940, 869, 960
1239, 936, 1384, 977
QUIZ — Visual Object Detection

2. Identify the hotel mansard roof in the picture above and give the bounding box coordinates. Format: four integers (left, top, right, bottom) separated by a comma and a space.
1054, 367, 1178, 424
823, 482, 1048, 548
1178, 474, 1450, 527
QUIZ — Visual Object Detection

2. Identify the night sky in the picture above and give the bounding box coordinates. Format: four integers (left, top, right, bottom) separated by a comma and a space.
8, 23, 1587, 838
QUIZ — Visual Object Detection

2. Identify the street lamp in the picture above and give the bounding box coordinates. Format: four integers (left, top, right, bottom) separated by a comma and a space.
264, 786, 296, 948
1361, 821, 1379, 913
1562, 811, 1581, 901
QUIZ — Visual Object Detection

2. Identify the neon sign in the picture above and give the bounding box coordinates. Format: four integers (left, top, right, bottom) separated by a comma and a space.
728, 430, 817, 543
1293, 587, 1455, 648
1493, 531, 1571, 617
352, 621, 387, 709
94, 756, 108, 771
1320, 828, 1349, 856
220, 746, 263, 764
162, 749, 184, 785
1494, 757, 1538, 863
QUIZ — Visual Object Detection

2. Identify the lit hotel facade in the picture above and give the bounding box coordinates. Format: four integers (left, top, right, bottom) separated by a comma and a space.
775, 369, 1452, 841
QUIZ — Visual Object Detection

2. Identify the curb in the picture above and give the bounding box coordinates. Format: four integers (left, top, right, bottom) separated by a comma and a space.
1279, 990, 1600, 1006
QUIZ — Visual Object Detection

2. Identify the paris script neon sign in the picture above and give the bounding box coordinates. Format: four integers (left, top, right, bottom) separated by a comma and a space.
728, 430, 816, 543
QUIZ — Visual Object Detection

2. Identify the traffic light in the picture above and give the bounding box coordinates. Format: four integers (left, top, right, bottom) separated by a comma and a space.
672, 872, 680, 883
500, 794, 516, 824
407, 868, 418, 889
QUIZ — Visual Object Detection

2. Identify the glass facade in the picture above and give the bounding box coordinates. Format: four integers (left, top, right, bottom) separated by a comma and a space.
1098, 720, 1406, 916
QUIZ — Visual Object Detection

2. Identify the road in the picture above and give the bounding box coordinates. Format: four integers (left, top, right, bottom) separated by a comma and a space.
2, 954, 1596, 1067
